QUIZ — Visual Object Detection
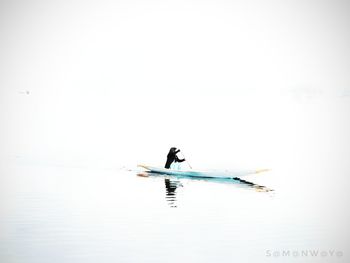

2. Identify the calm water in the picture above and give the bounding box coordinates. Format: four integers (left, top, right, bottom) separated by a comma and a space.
0, 155, 348, 263
2, 0, 350, 260
1, 97, 349, 263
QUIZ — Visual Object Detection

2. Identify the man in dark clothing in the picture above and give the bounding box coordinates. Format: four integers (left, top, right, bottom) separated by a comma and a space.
164, 147, 185, 169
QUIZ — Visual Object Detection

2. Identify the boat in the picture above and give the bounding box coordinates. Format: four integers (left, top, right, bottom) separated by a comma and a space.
137, 164, 269, 179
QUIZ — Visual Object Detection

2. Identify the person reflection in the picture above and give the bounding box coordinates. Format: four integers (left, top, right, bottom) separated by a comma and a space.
164, 179, 182, 208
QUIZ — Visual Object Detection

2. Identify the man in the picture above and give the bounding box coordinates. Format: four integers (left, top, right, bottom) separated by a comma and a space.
164, 147, 185, 169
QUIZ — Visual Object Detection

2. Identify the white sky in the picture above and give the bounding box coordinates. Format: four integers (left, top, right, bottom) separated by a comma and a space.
1, 0, 349, 168
1, 2, 350, 251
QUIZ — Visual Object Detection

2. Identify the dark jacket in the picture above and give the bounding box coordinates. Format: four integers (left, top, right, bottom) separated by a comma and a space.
164, 148, 185, 168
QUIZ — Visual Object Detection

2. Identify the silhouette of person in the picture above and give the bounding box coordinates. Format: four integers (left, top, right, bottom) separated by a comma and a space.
164, 147, 185, 169
164, 179, 177, 207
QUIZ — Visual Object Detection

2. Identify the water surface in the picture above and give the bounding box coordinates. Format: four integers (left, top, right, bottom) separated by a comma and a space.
1, 155, 348, 263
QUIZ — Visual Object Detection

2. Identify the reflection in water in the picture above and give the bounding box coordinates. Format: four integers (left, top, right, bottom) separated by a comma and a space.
231, 177, 273, 192
164, 179, 182, 208
138, 172, 273, 208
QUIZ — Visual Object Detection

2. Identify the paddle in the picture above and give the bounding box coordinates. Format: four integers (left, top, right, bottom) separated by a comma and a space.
179, 150, 192, 169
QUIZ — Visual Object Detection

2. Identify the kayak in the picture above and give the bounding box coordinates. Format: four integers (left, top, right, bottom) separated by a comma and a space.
137, 164, 269, 179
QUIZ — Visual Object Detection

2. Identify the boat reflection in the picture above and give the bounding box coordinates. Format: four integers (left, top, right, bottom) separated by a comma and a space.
164, 179, 182, 208
137, 172, 273, 208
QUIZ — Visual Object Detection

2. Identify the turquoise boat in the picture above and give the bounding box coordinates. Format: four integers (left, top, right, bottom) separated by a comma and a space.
138, 164, 269, 179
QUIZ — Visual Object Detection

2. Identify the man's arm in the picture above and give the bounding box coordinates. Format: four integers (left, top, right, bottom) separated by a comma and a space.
175, 155, 185, 163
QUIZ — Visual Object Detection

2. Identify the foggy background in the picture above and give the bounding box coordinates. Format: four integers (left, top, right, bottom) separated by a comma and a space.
1, 0, 350, 262
1, 0, 349, 169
